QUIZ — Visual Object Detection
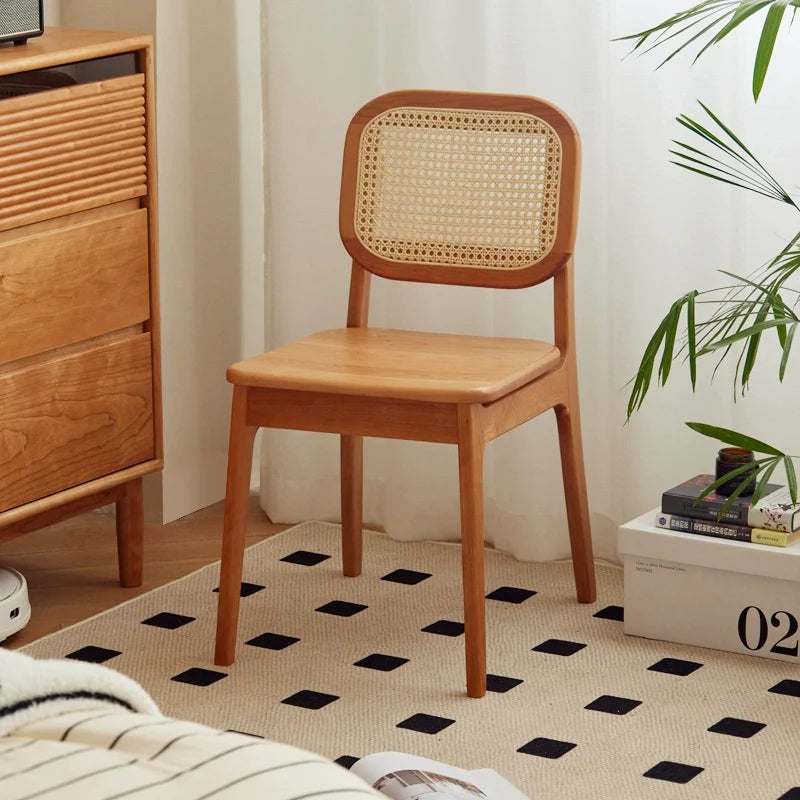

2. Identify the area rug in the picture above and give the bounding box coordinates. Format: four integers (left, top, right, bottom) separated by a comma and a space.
19, 522, 800, 800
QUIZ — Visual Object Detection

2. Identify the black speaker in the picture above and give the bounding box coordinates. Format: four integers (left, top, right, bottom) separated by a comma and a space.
0, 0, 44, 46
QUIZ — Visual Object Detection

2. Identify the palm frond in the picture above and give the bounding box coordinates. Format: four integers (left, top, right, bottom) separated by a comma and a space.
685, 422, 799, 503
672, 105, 798, 207
616, 0, 800, 100
625, 243, 800, 411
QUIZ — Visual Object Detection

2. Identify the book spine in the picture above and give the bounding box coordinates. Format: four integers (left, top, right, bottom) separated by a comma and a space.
655, 513, 792, 547
660, 494, 748, 524
750, 528, 794, 547
746, 506, 800, 532
655, 513, 750, 541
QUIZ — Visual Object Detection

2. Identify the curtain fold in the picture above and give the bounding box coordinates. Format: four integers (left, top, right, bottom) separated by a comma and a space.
259, 0, 800, 564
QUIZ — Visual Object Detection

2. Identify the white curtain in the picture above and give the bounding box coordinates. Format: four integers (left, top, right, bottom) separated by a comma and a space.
259, 0, 800, 564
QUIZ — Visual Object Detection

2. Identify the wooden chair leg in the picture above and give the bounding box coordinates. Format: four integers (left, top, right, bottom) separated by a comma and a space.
457, 405, 487, 699
214, 385, 258, 666
115, 478, 143, 588
340, 434, 363, 577
555, 397, 596, 604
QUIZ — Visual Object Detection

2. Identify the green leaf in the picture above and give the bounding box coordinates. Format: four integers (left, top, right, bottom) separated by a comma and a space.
785, 455, 798, 501
687, 290, 698, 389
753, 0, 792, 99
698, 456, 772, 518
703, 460, 761, 493
670, 149, 777, 196
627, 315, 670, 418
660, 10, 745, 67
615, 1, 798, 100
700, 1, 774, 57
671, 105, 796, 206
659, 301, 682, 384
741, 302, 768, 387
773, 302, 788, 348
695, 102, 792, 197
779, 322, 797, 380
685, 422, 785, 454
613, 2, 737, 45
752, 457, 780, 503
698, 317, 790, 352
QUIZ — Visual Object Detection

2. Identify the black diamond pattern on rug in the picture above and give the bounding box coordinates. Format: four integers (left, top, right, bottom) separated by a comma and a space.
517, 737, 577, 759
245, 632, 300, 650
64, 646, 121, 664
316, 601, 367, 617
585, 695, 642, 715
421, 620, 464, 637
212, 582, 265, 597
354, 653, 409, 672
643, 761, 704, 784
397, 713, 455, 735
769, 679, 800, 698
593, 605, 624, 621
141, 612, 195, 630
648, 657, 703, 676
24, 521, 800, 798
171, 668, 227, 687
486, 586, 536, 604
708, 717, 765, 738
532, 638, 586, 656
281, 550, 331, 566
381, 568, 431, 585
486, 674, 523, 693
281, 690, 339, 710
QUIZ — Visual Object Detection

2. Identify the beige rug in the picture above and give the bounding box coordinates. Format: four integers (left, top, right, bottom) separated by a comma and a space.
20, 522, 800, 800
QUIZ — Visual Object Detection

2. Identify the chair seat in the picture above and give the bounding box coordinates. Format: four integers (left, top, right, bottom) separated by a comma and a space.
227, 327, 561, 404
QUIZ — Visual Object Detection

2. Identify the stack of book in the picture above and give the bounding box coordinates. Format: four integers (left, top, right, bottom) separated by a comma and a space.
657, 474, 800, 547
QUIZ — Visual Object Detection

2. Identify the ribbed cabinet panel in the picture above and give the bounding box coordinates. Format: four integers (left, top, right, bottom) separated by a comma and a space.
0, 74, 147, 231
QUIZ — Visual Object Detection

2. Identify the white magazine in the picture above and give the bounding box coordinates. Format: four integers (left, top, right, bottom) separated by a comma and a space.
350, 751, 530, 800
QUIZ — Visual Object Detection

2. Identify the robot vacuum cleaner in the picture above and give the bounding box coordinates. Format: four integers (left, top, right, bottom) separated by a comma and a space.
0, 567, 30, 642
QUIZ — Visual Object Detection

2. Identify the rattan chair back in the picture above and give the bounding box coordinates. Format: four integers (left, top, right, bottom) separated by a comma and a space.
340, 90, 580, 289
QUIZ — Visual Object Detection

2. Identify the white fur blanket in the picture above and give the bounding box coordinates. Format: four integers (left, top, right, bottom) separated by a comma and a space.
0, 649, 160, 736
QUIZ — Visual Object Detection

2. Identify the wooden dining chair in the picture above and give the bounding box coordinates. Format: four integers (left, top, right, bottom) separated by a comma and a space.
214, 90, 596, 698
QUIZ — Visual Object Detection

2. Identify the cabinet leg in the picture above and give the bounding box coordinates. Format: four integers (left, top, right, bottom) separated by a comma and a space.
116, 478, 144, 588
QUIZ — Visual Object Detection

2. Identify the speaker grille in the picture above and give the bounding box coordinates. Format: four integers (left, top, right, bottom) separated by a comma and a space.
0, 0, 41, 37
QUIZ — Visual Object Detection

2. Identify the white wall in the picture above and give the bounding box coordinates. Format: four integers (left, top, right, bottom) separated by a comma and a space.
43, 0, 60, 25
58, 0, 266, 523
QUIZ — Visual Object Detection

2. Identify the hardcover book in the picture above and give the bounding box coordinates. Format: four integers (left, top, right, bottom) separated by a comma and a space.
655, 512, 800, 547
661, 474, 800, 531
350, 751, 529, 799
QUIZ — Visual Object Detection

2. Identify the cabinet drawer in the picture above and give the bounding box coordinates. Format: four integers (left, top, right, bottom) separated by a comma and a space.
0, 74, 147, 231
0, 334, 154, 513
0, 209, 150, 365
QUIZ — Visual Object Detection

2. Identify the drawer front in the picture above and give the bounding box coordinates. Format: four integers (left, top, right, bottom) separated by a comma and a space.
0, 334, 154, 513
0, 74, 147, 231
0, 209, 150, 365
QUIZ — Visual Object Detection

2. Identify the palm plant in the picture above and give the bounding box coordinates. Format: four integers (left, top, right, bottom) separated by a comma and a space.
618, 0, 800, 502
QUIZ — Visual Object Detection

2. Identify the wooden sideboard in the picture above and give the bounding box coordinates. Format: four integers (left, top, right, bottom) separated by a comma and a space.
0, 28, 162, 587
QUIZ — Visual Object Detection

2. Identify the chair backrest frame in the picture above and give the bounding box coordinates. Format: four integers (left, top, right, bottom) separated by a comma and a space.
339, 89, 581, 291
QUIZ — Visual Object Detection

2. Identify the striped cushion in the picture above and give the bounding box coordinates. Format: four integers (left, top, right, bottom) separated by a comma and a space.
0, 709, 380, 799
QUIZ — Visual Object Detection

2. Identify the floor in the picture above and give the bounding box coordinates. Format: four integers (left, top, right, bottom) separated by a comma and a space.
2, 494, 290, 649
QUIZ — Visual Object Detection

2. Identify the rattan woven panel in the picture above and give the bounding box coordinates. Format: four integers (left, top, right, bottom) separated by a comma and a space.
355, 106, 561, 269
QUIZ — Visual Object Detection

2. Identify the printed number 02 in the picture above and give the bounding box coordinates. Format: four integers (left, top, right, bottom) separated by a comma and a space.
737, 606, 799, 657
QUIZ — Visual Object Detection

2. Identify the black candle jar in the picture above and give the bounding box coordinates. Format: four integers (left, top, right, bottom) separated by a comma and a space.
715, 447, 757, 496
